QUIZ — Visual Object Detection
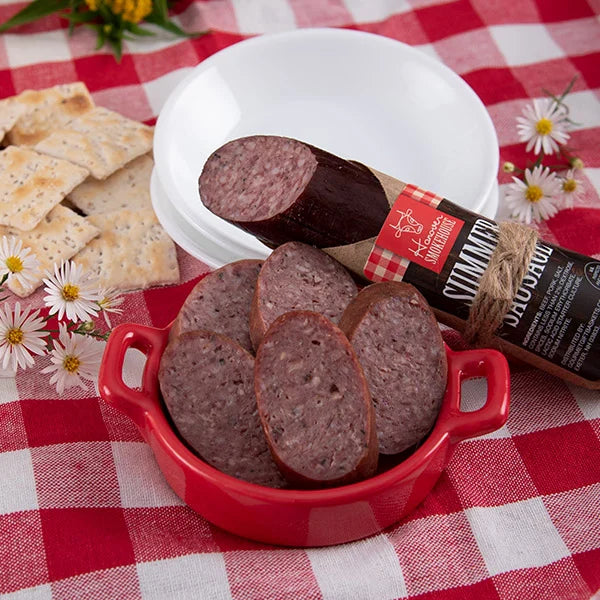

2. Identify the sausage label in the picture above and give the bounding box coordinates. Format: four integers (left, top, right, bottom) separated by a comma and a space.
364, 184, 464, 279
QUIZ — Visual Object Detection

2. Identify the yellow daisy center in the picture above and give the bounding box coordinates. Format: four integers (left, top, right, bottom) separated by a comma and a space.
62, 284, 80, 302
525, 185, 544, 203
6, 327, 23, 345
562, 179, 577, 193
5, 255, 24, 273
536, 118, 553, 135
63, 355, 81, 374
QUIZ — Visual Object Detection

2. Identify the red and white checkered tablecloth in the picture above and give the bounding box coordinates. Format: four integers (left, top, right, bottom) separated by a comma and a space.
1, 1, 600, 599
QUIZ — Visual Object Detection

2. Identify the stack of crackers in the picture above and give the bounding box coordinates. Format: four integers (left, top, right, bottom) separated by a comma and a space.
0, 82, 180, 298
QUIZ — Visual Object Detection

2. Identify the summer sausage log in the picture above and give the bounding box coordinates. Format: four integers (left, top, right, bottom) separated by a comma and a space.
159, 330, 286, 488
255, 311, 378, 488
250, 241, 358, 349
170, 259, 262, 352
199, 135, 390, 248
339, 282, 447, 454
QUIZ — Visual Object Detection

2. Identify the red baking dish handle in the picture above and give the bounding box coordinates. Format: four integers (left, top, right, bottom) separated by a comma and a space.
444, 348, 510, 443
98, 324, 169, 424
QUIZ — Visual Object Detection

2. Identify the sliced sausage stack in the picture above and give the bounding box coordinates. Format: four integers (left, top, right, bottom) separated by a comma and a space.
158, 242, 447, 489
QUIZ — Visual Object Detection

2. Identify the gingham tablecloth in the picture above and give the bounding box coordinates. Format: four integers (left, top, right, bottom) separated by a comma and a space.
1, 1, 600, 599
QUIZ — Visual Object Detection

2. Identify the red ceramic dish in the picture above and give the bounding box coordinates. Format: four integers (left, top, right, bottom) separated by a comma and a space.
99, 322, 510, 547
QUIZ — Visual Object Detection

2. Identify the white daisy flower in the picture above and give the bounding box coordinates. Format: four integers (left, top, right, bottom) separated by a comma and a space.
0, 302, 48, 371
516, 98, 570, 155
0, 236, 40, 291
97, 287, 124, 328
41, 323, 105, 394
505, 165, 562, 224
560, 169, 584, 209
43, 261, 101, 322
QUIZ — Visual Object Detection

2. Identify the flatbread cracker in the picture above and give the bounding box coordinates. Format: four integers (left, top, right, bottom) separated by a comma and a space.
34, 107, 154, 180
74, 208, 179, 291
0, 98, 26, 143
0, 146, 89, 231
69, 154, 153, 214
6, 83, 95, 146
0, 204, 100, 297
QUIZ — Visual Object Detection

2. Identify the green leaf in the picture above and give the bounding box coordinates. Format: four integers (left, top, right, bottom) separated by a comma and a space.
62, 10, 97, 24
150, 0, 169, 23
107, 35, 123, 62
0, 0, 71, 32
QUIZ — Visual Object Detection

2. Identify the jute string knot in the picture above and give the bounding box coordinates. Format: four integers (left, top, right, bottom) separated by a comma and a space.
464, 221, 539, 348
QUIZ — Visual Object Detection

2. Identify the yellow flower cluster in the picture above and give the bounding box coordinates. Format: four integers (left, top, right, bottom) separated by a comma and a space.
84, 0, 153, 23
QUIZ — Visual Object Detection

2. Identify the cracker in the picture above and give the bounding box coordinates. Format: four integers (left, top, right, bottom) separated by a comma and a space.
0, 98, 26, 143
68, 154, 153, 214
73, 208, 180, 291
34, 107, 154, 180
0, 146, 90, 231
0, 204, 100, 297
6, 83, 95, 146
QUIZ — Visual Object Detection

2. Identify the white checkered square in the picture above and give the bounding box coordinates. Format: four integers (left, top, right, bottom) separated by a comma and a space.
0, 449, 38, 515
230, 0, 297, 33
0, 584, 52, 600
307, 534, 407, 600
584, 168, 600, 201
567, 382, 600, 421
343, 0, 411, 22
112, 441, 185, 508
567, 90, 600, 131
465, 498, 570, 576
489, 24, 565, 66
143, 68, 194, 117
137, 554, 232, 600
0, 375, 18, 405
4, 30, 72, 68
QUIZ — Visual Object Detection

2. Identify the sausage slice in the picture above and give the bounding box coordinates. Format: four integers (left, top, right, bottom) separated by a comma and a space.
199, 135, 390, 248
255, 311, 378, 488
250, 241, 357, 349
159, 330, 286, 488
339, 282, 447, 454
171, 259, 262, 352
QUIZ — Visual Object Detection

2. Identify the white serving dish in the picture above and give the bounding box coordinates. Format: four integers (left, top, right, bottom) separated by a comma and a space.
153, 28, 499, 266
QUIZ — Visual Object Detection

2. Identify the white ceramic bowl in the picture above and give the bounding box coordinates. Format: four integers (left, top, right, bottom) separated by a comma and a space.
153, 28, 499, 266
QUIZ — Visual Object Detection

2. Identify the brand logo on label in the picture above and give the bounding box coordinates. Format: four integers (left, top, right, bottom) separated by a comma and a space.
377, 192, 464, 274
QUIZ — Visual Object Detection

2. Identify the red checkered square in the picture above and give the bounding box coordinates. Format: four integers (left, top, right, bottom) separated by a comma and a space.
409, 579, 501, 600
31, 442, 120, 509
124, 506, 219, 561
512, 58, 586, 99
0, 511, 48, 594
143, 275, 204, 329
571, 52, 600, 89
492, 557, 591, 600
10, 62, 78, 93
225, 549, 321, 600
40, 507, 135, 581
543, 483, 600, 554
415, 0, 485, 42
289, 0, 352, 27
364, 245, 410, 282
0, 70, 15, 98
74, 55, 140, 93
548, 17, 600, 56
487, 98, 527, 147
572, 549, 600, 593
434, 28, 506, 75
446, 438, 538, 507
513, 422, 600, 495
462, 67, 529, 105
91, 84, 155, 122
132, 41, 199, 83
392, 512, 488, 595
0, 401, 27, 452
191, 31, 245, 64
351, 12, 430, 45
546, 207, 600, 256
21, 399, 109, 447
534, 0, 595, 22
51, 565, 141, 600
469, 0, 540, 25
177, 0, 238, 32
507, 371, 584, 435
